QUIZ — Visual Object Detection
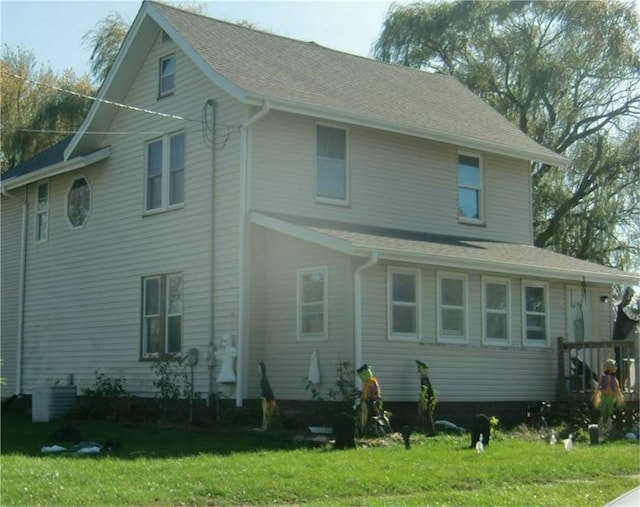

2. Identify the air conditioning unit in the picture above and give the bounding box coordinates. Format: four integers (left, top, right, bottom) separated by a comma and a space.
32, 385, 77, 422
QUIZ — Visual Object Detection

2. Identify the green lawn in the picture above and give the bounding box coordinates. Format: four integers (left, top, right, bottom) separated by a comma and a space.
1, 409, 639, 506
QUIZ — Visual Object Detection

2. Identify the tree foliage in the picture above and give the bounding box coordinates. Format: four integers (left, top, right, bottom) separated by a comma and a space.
375, 0, 640, 270
0, 45, 93, 173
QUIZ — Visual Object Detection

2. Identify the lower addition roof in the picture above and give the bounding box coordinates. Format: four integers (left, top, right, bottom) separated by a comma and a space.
250, 211, 639, 286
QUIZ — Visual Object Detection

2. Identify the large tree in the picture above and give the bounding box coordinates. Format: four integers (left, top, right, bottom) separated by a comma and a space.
0, 46, 93, 172
374, 0, 640, 271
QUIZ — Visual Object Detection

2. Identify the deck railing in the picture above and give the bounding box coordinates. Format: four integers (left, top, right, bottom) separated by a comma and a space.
556, 336, 639, 402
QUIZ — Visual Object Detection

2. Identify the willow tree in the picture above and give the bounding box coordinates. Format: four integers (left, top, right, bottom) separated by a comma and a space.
374, 0, 640, 271
0, 46, 93, 172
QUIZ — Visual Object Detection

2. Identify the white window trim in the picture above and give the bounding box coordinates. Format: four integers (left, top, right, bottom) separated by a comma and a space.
35, 181, 49, 242
482, 276, 511, 346
64, 175, 91, 229
297, 266, 328, 342
159, 54, 175, 98
387, 266, 421, 342
457, 150, 484, 225
522, 280, 550, 347
314, 123, 350, 206
437, 271, 469, 344
143, 131, 185, 214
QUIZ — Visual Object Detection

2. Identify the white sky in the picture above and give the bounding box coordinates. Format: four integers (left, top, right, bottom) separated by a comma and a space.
0, 0, 411, 77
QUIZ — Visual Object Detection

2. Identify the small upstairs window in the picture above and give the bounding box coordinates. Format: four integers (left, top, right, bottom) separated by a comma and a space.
145, 132, 185, 212
35, 182, 49, 242
458, 153, 483, 223
316, 125, 348, 203
159, 54, 175, 97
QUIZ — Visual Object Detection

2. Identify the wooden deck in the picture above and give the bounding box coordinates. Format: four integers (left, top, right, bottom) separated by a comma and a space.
557, 336, 639, 402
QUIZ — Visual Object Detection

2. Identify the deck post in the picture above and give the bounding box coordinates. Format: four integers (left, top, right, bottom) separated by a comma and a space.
556, 336, 565, 400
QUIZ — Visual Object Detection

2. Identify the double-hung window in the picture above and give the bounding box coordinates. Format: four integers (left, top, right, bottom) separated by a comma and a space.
35, 182, 49, 242
388, 267, 420, 340
145, 132, 185, 212
482, 277, 511, 345
437, 272, 468, 343
297, 266, 328, 341
142, 273, 183, 357
159, 54, 175, 97
523, 281, 549, 346
316, 125, 348, 203
458, 153, 483, 222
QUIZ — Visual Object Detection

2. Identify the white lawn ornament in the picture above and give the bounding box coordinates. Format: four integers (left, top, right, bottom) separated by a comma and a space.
550, 430, 558, 445
475, 434, 485, 453
563, 434, 573, 451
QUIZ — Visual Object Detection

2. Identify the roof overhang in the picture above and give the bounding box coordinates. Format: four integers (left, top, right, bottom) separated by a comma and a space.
250, 212, 638, 285
1, 147, 111, 192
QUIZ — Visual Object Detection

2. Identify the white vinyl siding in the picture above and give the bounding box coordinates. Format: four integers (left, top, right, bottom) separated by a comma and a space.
315, 124, 348, 204
437, 271, 468, 343
482, 276, 511, 345
251, 112, 533, 243
522, 280, 550, 347
297, 266, 328, 341
387, 266, 420, 341
35, 182, 49, 242
144, 131, 185, 212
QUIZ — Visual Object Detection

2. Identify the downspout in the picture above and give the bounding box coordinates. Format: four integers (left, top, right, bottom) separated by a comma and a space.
354, 252, 379, 379
237, 101, 271, 407
1, 185, 28, 395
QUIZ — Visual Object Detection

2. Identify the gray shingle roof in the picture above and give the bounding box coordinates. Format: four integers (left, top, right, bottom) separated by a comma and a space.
252, 212, 638, 284
149, 1, 566, 166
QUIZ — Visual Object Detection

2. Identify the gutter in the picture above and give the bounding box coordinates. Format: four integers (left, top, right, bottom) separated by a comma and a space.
236, 101, 271, 407
1, 186, 28, 395
1, 147, 111, 191
354, 253, 379, 381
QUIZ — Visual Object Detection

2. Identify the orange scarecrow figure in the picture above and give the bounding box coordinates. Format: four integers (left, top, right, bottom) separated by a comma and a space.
259, 361, 278, 431
593, 358, 625, 430
356, 364, 390, 436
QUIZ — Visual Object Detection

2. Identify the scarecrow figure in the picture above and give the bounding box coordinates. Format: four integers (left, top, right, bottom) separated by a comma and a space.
593, 358, 625, 430
416, 360, 437, 435
259, 361, 278, 431
355, 364, 390, 436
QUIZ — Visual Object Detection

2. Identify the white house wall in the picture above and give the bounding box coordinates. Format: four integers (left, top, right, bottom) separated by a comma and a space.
250, 110, 533, 244
17, 29, 245, 398
247, 228, 355, 401
0, 189, 25, 396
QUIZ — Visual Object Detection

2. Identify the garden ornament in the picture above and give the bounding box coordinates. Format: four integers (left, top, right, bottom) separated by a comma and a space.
593, 358, 625, 430
415, 360, 436, 435
216, 334, 237, 383
355, 364, 390, 436
259, 361, 278, 431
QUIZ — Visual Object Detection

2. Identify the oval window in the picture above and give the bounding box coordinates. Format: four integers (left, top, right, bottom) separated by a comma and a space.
67, 177, 90, 227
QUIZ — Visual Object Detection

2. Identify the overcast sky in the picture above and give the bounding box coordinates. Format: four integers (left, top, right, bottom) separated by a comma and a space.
1, 0, 413, 77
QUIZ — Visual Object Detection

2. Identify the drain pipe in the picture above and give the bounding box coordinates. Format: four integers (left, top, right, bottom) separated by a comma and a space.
236, 101, 271, 407
354, 252, 379, 380
1, 185, 28, 396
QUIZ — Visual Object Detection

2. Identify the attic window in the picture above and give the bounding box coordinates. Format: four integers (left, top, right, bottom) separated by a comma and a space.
162, 30, 171, 43
159, 54, 175, 97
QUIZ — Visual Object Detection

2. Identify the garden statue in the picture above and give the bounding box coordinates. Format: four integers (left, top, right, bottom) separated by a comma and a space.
416, 360, 437, 435
355, 364, 390, 436
215, 334, 237, 383
259, 361, 278, 431
593, 358, 625, 430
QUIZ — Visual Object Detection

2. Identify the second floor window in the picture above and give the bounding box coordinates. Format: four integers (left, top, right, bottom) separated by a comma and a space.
145, 132, 185, 212
35, 182, 49, 242
458, 153, 483, 222
316, 125, 347, 203
159, 54, 175, 97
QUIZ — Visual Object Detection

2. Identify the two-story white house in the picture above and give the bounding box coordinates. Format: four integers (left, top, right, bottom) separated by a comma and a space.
2, 1, 637, 424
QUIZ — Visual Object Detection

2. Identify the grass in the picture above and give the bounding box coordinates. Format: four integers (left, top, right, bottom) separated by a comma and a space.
1, 408, 639, 506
